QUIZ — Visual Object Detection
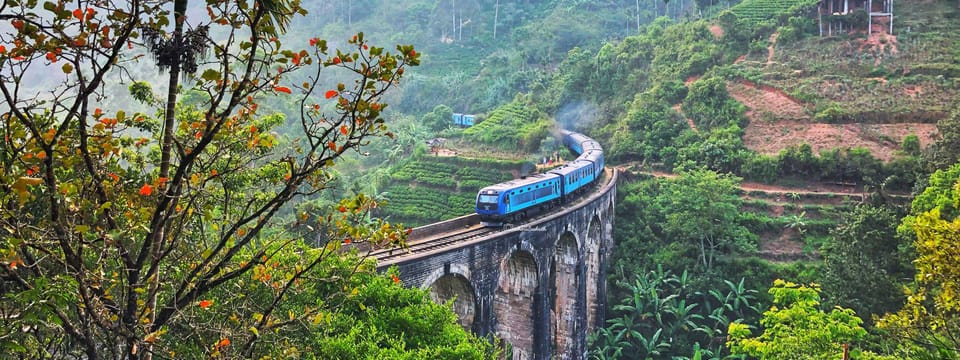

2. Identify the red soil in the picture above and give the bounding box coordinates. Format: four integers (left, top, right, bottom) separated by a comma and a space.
709, 25, 724, 38
727, 81, 938, 162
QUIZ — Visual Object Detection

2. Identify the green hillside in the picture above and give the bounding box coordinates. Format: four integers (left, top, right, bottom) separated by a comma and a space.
378, 156, 524, 226
728, 0, 820, 25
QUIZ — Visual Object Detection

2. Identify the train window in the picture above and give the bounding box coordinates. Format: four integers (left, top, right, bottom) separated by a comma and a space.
478, 194, 498, 203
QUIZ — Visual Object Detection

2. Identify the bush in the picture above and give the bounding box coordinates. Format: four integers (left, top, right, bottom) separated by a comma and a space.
902, 134, 921, 155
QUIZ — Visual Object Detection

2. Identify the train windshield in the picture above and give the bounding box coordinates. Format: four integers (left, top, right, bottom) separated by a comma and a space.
478, 194, 499, 204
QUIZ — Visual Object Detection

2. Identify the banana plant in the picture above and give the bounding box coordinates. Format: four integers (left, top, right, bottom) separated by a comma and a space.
636, 328, 671, 359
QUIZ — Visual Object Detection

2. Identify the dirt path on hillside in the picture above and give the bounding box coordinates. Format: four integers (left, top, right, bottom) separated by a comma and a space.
673, 104, 699, 132
639, 169, 867, 196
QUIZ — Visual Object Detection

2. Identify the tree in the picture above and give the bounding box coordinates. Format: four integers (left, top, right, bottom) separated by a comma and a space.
660, 169, 751, 271
821, 205, 912, 325
422, 104, 454, 132
925, 103, 960, 171
879, 163, 960, 356
0, 0, 436, 356
727, 280, 872, 360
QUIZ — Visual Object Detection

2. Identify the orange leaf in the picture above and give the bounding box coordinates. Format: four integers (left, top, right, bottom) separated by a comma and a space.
210, 169, 218, 176
331, 57, 341, 64
198, 300, 213, 309
309, 37, 319, 46
139, 184, 153, 196
391, 274, 400, 284
338, 205, 347, 213
0, 45, 6, 54
72, 8, 83, 20
273, 86, 291, 94
291, 53, 300, 65
325, 90, 338, 99
218, 338, 230, 348
45, 52, 57, 62
340, 125, 348, 135
328, 141, 337, 151
11, 20, 23, 30
108, 173, 119, 182
343, 238, 351, 244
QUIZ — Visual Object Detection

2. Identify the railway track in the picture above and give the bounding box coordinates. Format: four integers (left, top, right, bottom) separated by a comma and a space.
369, 169, 614, 265
370, 226, 498, 264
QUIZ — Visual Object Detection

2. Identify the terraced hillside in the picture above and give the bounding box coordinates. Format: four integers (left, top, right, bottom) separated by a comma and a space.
379, 156, 526, 227
728, 0, 820, 26
462, 97, 550, 152
723, 0, 958, 163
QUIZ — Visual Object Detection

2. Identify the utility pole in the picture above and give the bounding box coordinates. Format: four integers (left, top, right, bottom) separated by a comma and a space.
493, 0, 500, 39
636, 0, 641, 32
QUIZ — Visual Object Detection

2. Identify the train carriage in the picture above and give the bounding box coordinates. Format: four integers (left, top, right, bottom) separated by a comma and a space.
476, 129, 603, 226
476, 173, 561, 223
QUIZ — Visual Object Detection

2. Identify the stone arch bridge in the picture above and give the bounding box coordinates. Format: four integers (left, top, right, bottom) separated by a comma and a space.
376, 169, 617, 360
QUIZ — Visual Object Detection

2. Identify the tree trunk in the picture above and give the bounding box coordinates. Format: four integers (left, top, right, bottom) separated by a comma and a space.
493, 0, 499, 39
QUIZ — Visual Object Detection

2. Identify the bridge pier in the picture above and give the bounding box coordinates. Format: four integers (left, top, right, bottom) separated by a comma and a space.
380, 170, 617, 360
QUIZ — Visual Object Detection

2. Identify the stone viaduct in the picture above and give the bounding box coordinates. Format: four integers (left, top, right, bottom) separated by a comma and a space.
377, 169, 617, 360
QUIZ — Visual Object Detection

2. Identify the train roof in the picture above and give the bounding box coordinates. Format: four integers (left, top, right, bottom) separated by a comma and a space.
478, 173, 560, 193
581, 140, 602, 152
547, 160, 593, 176
580, 150, 603, 162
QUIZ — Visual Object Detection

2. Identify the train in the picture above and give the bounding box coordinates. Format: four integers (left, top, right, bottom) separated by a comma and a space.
475, 129, 604, 226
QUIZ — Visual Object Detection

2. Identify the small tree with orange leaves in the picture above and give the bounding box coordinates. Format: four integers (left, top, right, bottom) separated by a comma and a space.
0, 0, 430, 357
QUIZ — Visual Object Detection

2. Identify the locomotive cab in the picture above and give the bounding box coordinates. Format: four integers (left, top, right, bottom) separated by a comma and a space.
476, 190, 501, 212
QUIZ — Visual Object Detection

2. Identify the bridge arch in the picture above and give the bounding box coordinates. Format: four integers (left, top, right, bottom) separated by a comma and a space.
424, 264, 476, 331
495, 249, 539, 360
550, 231, 580, 359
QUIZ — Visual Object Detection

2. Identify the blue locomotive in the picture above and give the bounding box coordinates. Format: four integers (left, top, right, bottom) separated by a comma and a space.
475, 129, 604, 225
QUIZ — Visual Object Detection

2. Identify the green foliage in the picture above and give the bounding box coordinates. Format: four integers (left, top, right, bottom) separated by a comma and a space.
727, 280, 870, 360
422, 105, 455, 132
926, 103, 960, 171
651, 20, 724, 81
682, 76, 748, 131
726, 0, 820, 29
590, 267, 761, 359
821, 205, 913, 325
602, 90, 687, 164
879, 172, 960, 356
379, 156, 517, 226
612, 171, 755, 281
901, 163, 960, 231
306, 266, 498, 359
462, 96, 550, 152
901, 134, 921, 156
676, 124, 751, 174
